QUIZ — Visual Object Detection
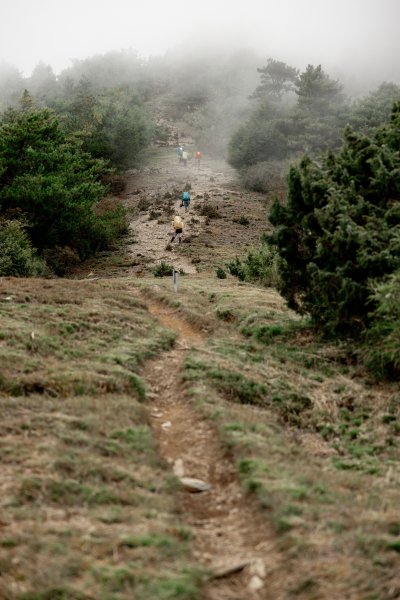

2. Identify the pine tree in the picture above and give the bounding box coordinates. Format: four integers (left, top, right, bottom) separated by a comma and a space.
0, 104, 117, 262
269, 103, 400, 337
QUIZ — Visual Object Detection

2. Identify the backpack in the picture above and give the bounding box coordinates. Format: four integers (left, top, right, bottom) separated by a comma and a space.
173, 216, 183, 229
182, 191, 190, 202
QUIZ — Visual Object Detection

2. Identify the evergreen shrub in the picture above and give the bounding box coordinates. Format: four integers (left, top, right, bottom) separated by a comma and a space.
269, 103, 400, 343
0, 220, 48, 276
0, 105, 126, 271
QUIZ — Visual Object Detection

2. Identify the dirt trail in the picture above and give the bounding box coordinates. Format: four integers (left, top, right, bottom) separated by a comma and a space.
125, 155, 232, 275
143, 300, 281, 599
122, 146, 268, 276
125, 145, 283, 596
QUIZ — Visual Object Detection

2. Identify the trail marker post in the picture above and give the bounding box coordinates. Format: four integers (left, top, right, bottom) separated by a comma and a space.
173, 269, 179, 293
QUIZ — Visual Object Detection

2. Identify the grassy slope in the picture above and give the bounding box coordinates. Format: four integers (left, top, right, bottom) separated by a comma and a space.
137, 274, 400, 600
1, 147, 399, 599
1, 270, 399, 599
0, 278, 203, 600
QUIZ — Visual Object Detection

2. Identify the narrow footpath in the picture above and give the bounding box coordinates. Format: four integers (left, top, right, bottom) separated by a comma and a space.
142, 300, 282, 600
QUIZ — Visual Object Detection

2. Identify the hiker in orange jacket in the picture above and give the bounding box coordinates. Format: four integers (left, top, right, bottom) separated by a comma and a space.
195, 150, 202, 167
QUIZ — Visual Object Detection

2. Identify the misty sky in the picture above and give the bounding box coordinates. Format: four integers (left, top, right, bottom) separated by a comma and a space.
1, 0, 399, 85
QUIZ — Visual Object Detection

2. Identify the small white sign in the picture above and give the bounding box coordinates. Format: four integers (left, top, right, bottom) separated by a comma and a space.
173, 269, 179, 292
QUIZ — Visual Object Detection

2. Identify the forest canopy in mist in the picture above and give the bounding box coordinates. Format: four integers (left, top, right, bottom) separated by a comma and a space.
0, 0, 399, 89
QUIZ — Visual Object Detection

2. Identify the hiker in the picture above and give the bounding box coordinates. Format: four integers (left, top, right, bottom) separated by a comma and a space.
195, 150, 202, 167
181, 190, 190, 211
177, 145, 184, 162
182, 150, 188, 166
171, 215, 183, 243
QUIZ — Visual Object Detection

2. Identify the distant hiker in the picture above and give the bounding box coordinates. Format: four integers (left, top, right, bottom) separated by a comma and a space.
195, 150, 202, 167
171, 215, 183, 243
177, 145, 184, 162
181, 190, 191, 211
182, 150, 188, 166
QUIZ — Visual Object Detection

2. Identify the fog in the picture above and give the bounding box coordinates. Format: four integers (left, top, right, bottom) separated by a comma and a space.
1, 0, 399, 89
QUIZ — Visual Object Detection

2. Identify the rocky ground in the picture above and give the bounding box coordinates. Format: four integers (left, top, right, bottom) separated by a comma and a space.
120, 146, 272, 276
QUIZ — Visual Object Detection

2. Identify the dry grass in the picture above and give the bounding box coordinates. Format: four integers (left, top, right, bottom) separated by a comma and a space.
0, 278, 176, 398
136, 274, 293, 336
1, 267, 398, 599
0, 277, 203, 600
132, 274, 400, 599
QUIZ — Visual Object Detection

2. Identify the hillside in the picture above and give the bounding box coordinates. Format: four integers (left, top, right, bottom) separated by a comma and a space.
74, 140, 273, 278
0, 146, 399, 600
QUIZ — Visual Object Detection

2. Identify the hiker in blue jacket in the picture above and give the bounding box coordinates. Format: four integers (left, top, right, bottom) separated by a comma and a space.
181, 190, 190, 211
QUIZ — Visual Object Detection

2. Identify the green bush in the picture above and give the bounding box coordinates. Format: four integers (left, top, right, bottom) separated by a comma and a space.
199, 203, 221, 218
85, 101, 153, 169
269, 102, 400, 337
226, 257, 246, 281
233, 216, 250, 226
0, 220, 48, 276
41, 245, 80, 276
226, 242, 281, 287
53, 77, 154, 170
228, 104, 290, 168
239, 160, 288, 194
153, 262, 174, 277
349, 82, 400, 135
215, 266, 226, 279
94, 197, 128, 246
363, 271, 400, 380
0, 105, 126, 264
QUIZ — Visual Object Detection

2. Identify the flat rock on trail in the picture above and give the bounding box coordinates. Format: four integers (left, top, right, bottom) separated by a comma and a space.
122, 148, 271, 275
